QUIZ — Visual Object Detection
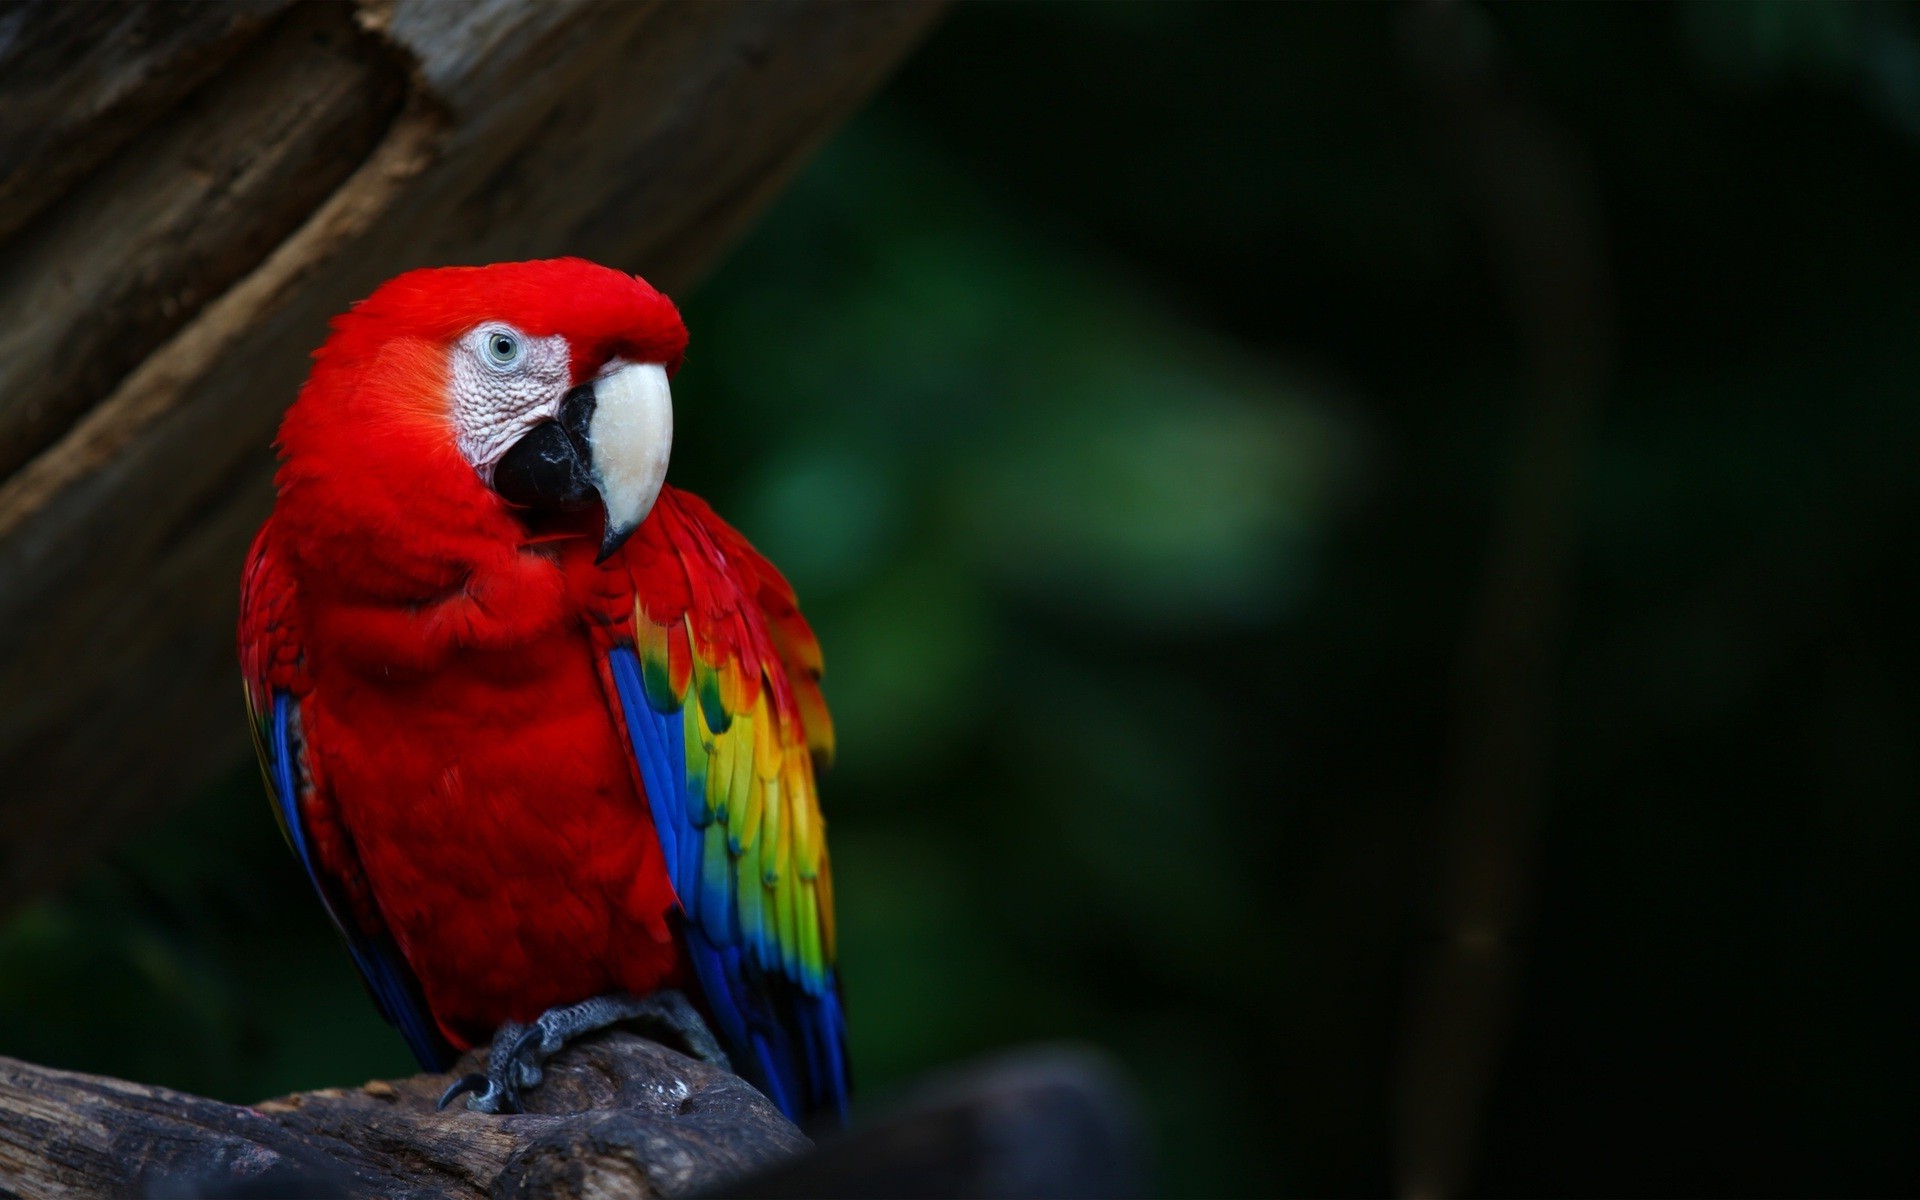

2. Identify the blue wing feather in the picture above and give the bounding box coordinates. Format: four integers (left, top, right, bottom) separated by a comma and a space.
609, 646, 847, 1124
263, 692, 451, 1071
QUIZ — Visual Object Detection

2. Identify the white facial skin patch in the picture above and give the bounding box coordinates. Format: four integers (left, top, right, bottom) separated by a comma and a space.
449, 323, 573, 478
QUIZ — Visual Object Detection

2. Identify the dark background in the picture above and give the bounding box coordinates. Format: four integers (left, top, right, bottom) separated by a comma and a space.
2, 3, 1916, 1195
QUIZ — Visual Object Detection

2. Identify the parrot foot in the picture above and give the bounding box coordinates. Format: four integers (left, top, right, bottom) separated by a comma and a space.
436, 1019, 538, 1114
438, 990, 729, 1115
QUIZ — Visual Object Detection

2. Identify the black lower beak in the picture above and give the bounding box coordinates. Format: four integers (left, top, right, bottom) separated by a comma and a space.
493, 384, 598, 512
492, 365, 668, 564
493, 422, 591, 511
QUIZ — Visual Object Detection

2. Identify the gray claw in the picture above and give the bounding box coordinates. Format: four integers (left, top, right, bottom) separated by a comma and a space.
506, 1025, 547, 1089
437, 1072, 510, 1113
447, 990, 729, 1116
439, 1019, 539, 1114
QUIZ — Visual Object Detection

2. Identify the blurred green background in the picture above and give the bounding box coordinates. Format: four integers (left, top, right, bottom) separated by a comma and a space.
2, 3, 1917, 1195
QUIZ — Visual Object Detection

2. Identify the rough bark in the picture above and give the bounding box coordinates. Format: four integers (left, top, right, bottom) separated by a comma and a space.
0, 1037, 1150, 1200
0, 0, 946, 915
0, 1031, 808, 1200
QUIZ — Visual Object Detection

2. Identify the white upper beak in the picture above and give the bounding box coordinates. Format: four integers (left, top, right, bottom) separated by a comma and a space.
586, 360, 673, 560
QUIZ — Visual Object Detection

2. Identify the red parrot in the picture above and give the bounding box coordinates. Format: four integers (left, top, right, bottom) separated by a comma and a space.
238, 259, 846, 1122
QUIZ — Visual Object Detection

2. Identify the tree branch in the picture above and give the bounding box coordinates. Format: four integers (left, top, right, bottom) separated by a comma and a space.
0, 1031, 807, 1200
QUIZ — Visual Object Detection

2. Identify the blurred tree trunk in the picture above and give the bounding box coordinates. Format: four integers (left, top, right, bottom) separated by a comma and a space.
1392, 5, 1611, 1197
0, 0, 943, 915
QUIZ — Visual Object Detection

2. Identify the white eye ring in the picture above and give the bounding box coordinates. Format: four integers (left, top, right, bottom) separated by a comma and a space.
481, 328, 522, 370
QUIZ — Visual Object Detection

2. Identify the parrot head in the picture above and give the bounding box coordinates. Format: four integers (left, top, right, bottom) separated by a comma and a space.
277, 258, 688, 572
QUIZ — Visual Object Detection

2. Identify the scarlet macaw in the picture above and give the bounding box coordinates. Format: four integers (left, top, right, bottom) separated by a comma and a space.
238, 259, 846, 1122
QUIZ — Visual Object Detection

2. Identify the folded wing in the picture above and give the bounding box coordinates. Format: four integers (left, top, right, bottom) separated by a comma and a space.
239, 522, 451, 1071
600, 487, 848, 1123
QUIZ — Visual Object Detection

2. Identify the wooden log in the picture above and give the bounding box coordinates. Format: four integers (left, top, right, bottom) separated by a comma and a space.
0, 0, 945, 914
0, 1, 404, 481
0, 1036, 1150, 1200
0, 1031, 809, 1200
0, 1, 292, 247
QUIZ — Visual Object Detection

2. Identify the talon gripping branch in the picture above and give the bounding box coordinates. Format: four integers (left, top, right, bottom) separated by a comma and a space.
238, 260, 848, 1123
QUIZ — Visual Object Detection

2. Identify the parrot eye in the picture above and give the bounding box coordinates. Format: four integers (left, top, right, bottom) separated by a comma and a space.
449, 324, 571, 474
482, 329, 522, 370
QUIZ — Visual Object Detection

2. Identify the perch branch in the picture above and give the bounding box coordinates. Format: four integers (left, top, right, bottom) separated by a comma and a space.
0, 1031, 807, 1200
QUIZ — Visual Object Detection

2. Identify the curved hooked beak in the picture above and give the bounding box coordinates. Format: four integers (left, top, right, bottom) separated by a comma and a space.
492, 361, 673, 562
